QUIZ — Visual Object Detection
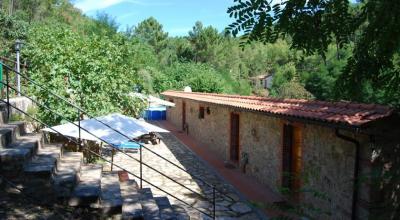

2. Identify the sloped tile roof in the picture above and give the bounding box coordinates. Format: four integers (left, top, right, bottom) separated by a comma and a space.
162, 91, 394, 127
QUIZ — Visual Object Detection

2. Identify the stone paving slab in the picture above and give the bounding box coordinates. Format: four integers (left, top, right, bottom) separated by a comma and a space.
53, 152, 83, 195
69, 164, 102, 207
155, 196, 176, 220
103, 133, 261, 219
141, 197, 161, 220
120, 179, 144, 219
138, 188, 161, 219
101, 173, 123, 214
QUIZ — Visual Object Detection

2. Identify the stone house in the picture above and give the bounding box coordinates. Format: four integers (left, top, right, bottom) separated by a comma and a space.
249, 74, 273, 89
162, 90, 400, 220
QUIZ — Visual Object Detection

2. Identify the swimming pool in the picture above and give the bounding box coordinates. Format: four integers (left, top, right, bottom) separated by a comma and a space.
143, 106, 167, 120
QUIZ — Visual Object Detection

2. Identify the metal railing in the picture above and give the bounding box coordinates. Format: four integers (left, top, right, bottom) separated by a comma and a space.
0, 62, 239, 218
0, 99, 214, 217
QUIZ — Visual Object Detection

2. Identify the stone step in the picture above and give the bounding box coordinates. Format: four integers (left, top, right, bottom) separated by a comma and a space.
154, 197, 177, 220
20, 133, 44, 149
120, 179, 143, 220
0, 138, 38, 172
38, 144, 62, 158
23, 143, 61, 176
0, 121, 26, 143
0, 110, 7, 124
23, 154, 58, 178
52, 152, 83, 199
171, 205, 190, 220
139, 188, 161, 220
69, 164, 102, 207
0, 104, 8, 123
101, 173, 123, 215
0, 125, 19, 148
8, 121, 26, 136
139, 188, 154, 200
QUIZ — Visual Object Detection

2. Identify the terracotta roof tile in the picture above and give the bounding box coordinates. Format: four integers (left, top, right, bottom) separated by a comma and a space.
162, 91, 395, 127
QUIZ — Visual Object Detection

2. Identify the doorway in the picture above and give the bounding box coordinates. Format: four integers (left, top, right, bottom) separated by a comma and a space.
182, 101, 186, 131
230, 113, 240, 163
282, 123, 302, 199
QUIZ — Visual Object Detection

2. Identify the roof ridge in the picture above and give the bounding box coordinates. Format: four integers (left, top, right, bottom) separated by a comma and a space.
163, 90, 392, 111
161, 90, 394, 126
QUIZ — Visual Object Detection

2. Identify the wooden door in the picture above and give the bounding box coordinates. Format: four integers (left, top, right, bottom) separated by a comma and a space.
182, 101, 186, 131
230, 113, 240, 163
282, 124, 293, 189
292, 127, 302, 196
282, 124, 302, 198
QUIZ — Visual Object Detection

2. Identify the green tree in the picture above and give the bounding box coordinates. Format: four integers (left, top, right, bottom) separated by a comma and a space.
0, 10, 28, 55
227, 0, 400, 106
188, 21, 222, 63
23, 23, 145, 125
86, 12, 119, 37
132, 17, 168, 52
153, 62, 225, 93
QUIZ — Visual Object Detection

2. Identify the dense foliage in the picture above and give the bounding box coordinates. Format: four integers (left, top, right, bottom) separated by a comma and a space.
227, 0, 400, 107
24, 23, 145, 125
0, 0, 398, 126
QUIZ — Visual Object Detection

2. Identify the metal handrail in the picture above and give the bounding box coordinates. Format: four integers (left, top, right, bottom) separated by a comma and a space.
0, 56, 28, 67
0, 66, 219, 218
0, 61, 235, 202
0, 80, 212, 204
0, 99, 215, 218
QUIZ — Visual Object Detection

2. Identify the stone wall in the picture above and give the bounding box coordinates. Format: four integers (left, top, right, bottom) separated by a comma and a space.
7, 97, 34, 116
302, 125, 363, 219
167, 98, 231, 158
5, 97, 36, 132
165, 96, 377, 220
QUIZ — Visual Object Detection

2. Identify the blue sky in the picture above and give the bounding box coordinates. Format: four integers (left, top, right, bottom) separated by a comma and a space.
72, 0, 235, 36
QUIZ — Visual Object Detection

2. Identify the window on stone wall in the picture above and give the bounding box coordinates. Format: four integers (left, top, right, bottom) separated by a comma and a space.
168, 99, 174, 108
199, 106, 205, 119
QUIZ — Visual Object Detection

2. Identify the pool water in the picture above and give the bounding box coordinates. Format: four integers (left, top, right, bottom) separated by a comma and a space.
115, 141, 141, 149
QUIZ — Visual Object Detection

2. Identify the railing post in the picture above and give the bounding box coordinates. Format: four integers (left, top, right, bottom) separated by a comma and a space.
5, 68, 10, 119
111, 149, 114, 171
78, 109, 81, 151
213, 186, 216, 219
140, 145, 143, 189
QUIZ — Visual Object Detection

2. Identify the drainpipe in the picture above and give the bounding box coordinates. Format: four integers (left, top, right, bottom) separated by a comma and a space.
335, 129, 360, 220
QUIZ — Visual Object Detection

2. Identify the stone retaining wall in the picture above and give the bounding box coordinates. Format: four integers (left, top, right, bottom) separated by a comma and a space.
6, 97, 34, 116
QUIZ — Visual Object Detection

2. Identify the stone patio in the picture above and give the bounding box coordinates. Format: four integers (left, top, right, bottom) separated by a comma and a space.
103, 133, 262, 219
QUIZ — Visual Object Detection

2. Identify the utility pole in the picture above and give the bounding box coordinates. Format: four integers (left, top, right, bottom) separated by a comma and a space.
15, 39, 21, 96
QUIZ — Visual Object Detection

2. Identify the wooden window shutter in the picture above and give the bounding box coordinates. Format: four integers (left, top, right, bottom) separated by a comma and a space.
199, 106, 205, 119
282, 124, 293, 189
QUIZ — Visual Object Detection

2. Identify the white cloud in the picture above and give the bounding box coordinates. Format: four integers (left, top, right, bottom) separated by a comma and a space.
117, 11, 137, 20
74, 0, 126, 12
74, 0, 173, 13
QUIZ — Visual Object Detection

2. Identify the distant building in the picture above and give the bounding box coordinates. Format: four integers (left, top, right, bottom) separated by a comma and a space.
249, 74, 274, 89
162, 90, 399, 220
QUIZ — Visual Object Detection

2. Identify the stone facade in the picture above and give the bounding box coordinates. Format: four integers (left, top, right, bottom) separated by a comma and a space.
164, 96, 386, 220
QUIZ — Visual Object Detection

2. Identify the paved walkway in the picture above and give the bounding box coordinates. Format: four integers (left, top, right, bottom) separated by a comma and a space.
155, 121, 284, 216
103, 132, 262, 219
